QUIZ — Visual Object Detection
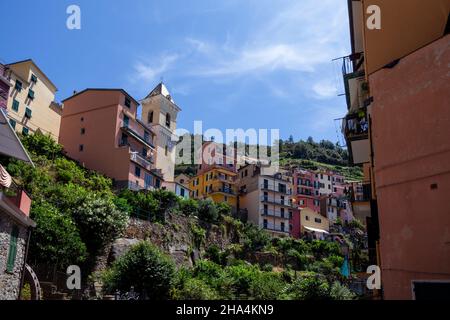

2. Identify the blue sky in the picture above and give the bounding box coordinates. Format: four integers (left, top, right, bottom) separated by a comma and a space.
2, 0, 350, 143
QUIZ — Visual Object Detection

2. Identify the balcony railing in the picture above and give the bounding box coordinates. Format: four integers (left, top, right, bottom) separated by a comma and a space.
260, 222, 288, 233
338, 52, 365, 76
121, 125, 155, 148
260, 208, 289, 219
130, 152, 153, 171
260, 184, 292, 195
207, 187, 236, 195
260, 196, 295, 207
213, 174, 236, 183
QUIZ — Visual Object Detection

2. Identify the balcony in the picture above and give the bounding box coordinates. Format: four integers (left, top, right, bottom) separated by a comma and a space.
342, 110, 370, 165
121, 125, 155, 149
208, 187, 236, 195
260, 184, 292, 195
260, 222, 288, 233
130, 152, 153, 171
260, 208, 289, 219
260, 196, 295, 207
214, 174, 236, 183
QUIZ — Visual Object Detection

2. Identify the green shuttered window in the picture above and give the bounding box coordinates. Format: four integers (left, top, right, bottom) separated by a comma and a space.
12, 99, 19, 112
6, 226, 19, 273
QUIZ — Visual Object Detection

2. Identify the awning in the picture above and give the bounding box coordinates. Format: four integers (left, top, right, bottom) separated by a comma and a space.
0, 109, 34, 165
303, 226, 329, 234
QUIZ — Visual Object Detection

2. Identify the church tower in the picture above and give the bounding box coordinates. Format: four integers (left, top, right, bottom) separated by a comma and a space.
140, 83, 181, 182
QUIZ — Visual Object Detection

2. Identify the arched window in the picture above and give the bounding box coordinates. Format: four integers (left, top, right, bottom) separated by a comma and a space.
165, 113, 171, 128
148, 111, 153, 124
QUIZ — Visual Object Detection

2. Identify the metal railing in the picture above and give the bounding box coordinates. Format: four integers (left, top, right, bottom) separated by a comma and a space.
260, 208, 289, 219
207, 187, 235, 195
260, 222, 288, 233
130, 152, 153, 171
260, 184, 292, 195
260, 196, 294, 207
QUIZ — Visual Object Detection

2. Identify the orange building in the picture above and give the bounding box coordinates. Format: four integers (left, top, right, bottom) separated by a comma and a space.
59, 88, 162, 191
341, 0, 450, 299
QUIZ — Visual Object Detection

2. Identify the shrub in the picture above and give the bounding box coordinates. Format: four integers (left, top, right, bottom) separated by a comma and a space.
179, 198, 199, 216
197, 199, 219, 222
193, 260, 224, 287
329, 281, 355, 300
249, 272, 285, 300
103, 242, 175, 299
190, 223, 206, 249
54, 157, 86, 184
21, 132, 63, 159
29, 201, 87, 268
282, 272, 330, 300
215, 202, 232, 217
71, 194, 128, 254
172, 278, 219, 300
205, 244, 228, 266
242, 223, 271, 251
223, 263, 260, 296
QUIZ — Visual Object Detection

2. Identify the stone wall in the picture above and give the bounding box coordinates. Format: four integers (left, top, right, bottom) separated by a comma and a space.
0, 212, 28, 300
107, 214, 240, 269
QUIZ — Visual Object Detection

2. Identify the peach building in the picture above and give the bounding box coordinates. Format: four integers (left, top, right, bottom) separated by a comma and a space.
59, 88, 162, 190
341, 0, 450, 299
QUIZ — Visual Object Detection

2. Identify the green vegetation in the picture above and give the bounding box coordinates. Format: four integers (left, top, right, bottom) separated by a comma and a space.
175, 135, 363, 180
102, 242, 176, 299
3, 133, 359, 300
4, 133, 127, 270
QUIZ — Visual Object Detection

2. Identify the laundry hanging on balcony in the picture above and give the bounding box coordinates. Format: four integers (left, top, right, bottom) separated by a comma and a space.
0, 164, 12, 188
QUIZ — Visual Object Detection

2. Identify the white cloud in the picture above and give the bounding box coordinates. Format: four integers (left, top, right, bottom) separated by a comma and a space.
131, 54, 179, 84
312, 81, 338, 99
128, 0, 350, 103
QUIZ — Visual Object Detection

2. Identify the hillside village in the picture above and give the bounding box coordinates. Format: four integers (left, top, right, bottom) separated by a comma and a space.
0, 59, 368, 300
1, 0, 449, 302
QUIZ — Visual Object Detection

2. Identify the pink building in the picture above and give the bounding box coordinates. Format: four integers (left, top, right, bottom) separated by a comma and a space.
197, 140, 237, 174
292, 169, 320, 213
59, 88, 162, 191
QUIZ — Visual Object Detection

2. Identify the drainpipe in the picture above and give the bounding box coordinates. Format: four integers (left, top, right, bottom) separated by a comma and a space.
18, 226, 32, 300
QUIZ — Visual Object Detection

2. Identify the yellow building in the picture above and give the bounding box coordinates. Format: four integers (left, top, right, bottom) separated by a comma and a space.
5, 59, 61, 140
300, 207, 330, 239
189, 166, 238, 208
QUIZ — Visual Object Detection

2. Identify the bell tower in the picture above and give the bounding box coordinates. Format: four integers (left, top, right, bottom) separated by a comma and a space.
140, 82, 181, 182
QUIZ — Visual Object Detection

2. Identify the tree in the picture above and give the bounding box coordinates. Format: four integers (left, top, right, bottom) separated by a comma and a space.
103, 242, 176, 299
29, 201, 87, 269
71, 194, 128, 254
20, 132, 63, 159
282, 273, 330, 300
197, 199, 219, 222
178, 198, 199, 216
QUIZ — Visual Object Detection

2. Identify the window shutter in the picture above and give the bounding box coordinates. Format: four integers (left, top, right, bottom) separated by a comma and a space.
6, 226, 19, 273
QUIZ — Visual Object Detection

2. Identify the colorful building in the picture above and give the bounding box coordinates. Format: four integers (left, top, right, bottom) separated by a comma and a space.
140, 83, 180, 183
4, 59, 61, 140
341, 0, 450, 299
190, 166, 238, 208
59, 88, 162, 191
237, 164, 295, 237
292, 169, 320, 212
197, 140, 237, 174
299, 207, 330, 240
